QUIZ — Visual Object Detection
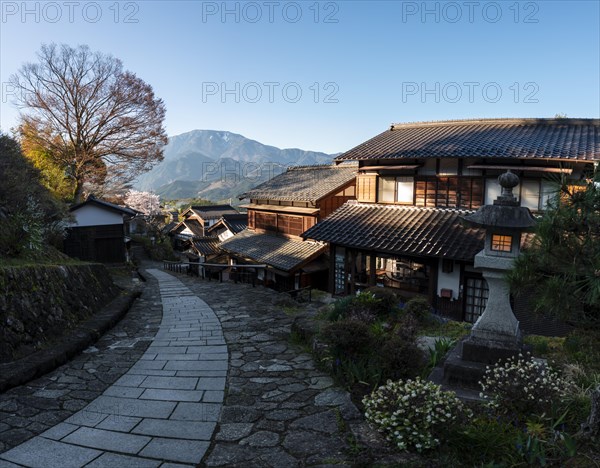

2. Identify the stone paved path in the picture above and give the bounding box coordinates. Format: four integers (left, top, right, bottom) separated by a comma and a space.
176, 275, 371, 467
1, 266, 395, 467
0, 269, 226, 467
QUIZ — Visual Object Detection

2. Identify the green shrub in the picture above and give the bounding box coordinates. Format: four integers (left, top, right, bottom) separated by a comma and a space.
419, 320, 472, 341
376, 335, 424, 381
394, 312, 420, 341
328, 290, 402, 323
564, 329, 600, 373
403, 296, 432, 323
442, 416, 522, 466
327, 295, 356, 321
421, 337, 457, 378
363, 378, 471, 452
524, 334, 565, 358
321, 319, 373, 357
331, 356, 382, 388
364, 286, 402, 316
0, 215, 26, 257
133, 236, 177, 261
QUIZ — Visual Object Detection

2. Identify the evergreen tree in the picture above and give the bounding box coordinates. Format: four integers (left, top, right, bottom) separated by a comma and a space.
508, 177, 600, 327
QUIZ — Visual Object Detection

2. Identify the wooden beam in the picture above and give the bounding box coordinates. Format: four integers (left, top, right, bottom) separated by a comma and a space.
369, 254, 377, 286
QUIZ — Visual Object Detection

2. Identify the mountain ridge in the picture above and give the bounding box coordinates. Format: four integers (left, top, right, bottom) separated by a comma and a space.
135, 129, 336, 201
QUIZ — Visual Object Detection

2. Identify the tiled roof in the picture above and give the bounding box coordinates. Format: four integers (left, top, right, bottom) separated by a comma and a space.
191, 237, 221, 256
220, 213, 248, 234
220, 230, 326, 272
187, 205, 239, 220
71, 196, 138, 216
302, 202, 486, 261
170, 218, 204, 238
335, 118, 600, 162
184, 218, 205, 237
239, 164, 357, 203
206, 214, 248, 236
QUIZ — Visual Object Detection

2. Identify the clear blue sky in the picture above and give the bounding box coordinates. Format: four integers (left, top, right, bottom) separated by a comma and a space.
1, 1, 599, 154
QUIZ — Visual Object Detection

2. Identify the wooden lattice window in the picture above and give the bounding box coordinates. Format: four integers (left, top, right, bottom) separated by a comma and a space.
491, 234, 512, 252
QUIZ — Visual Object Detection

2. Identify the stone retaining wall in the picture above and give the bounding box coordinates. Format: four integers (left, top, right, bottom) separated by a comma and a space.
0, 263, 119, 361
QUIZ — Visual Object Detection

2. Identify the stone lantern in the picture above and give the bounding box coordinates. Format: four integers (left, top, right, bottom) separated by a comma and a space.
460, 170, 536, 363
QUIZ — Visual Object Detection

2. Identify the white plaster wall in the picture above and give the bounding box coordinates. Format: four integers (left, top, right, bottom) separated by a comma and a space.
71, 205, 123, 227
437, 259, 461, 299
218, 230, 233, 242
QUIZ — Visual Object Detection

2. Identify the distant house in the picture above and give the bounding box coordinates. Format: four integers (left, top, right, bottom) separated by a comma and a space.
63, 196, 138, 262
186, 237, 223, 263
206, 213, 248, 241
303, 118, 600, 329
169, 204, 239, 249
221, 164, 357, 291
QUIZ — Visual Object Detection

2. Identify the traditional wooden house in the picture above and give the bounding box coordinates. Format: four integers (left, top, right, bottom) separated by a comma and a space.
220, 164, 358, 291
185, 237, 223, 263
206, 213, 248, 241
170, 204, 239, 249
64, 196, 138, 262
303, 118, 600, 325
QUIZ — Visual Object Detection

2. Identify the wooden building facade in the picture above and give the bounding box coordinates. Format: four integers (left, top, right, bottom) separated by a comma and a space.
304, 118, 600, 324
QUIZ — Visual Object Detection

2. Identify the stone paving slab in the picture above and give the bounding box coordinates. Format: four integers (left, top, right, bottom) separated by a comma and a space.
174, 274, 372, 467
0, 267, 226, 467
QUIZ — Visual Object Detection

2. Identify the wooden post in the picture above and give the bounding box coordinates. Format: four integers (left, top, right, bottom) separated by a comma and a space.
428, 260, 438, 304
328, 244, 336, 295
369, 254, 377, 286
349, 249, 357, 295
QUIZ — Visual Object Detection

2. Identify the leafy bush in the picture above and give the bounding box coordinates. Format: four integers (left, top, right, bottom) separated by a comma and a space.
133, 235, 177, 261
420, 319, 472, 341
328, 290, 400, 323
328, 295, 357, 321
403, 296, 432, 323
480, 353, 574, 420
515, 412, 579, 465
442, 416, 522, 466
524, 334, 565, 357
363, 286, 402, 316
321, 319, 373, 357
564, 328, 600, 373
363, 378, 471, 452
0, 196, 66, 258
376, 335, 424, 381
422, 337, 457, 378
394, 312, 420, 341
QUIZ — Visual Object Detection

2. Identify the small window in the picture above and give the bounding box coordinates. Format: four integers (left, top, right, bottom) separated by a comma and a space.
491, 234, 512, 252
520, 179, 540, 211
378, 177, 395, 203
396, 177, 414, 203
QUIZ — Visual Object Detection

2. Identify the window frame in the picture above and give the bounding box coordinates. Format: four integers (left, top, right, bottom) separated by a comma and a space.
490, 234, 512, 253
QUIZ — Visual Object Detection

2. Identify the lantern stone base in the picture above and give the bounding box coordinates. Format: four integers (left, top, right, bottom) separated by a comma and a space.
434, 338, 524, 393
461, 335, 522, 364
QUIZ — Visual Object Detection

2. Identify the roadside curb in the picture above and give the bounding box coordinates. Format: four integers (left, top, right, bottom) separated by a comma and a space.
0, 288, 142, 393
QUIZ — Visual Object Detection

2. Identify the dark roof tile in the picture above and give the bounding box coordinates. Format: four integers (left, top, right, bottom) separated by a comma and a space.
220, 230, 325, 272
302, 202, 486, 261
335, 118, 600, 162
239, 164, 357, 203
187, 205, 239, 220
191, 237, 221, 256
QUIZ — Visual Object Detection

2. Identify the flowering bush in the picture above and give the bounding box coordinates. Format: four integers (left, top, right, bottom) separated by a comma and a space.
479, 353, 573, 419
363, 378, 471, 452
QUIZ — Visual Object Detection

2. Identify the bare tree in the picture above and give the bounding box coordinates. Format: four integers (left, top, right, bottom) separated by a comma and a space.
10, 43, 167, 202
